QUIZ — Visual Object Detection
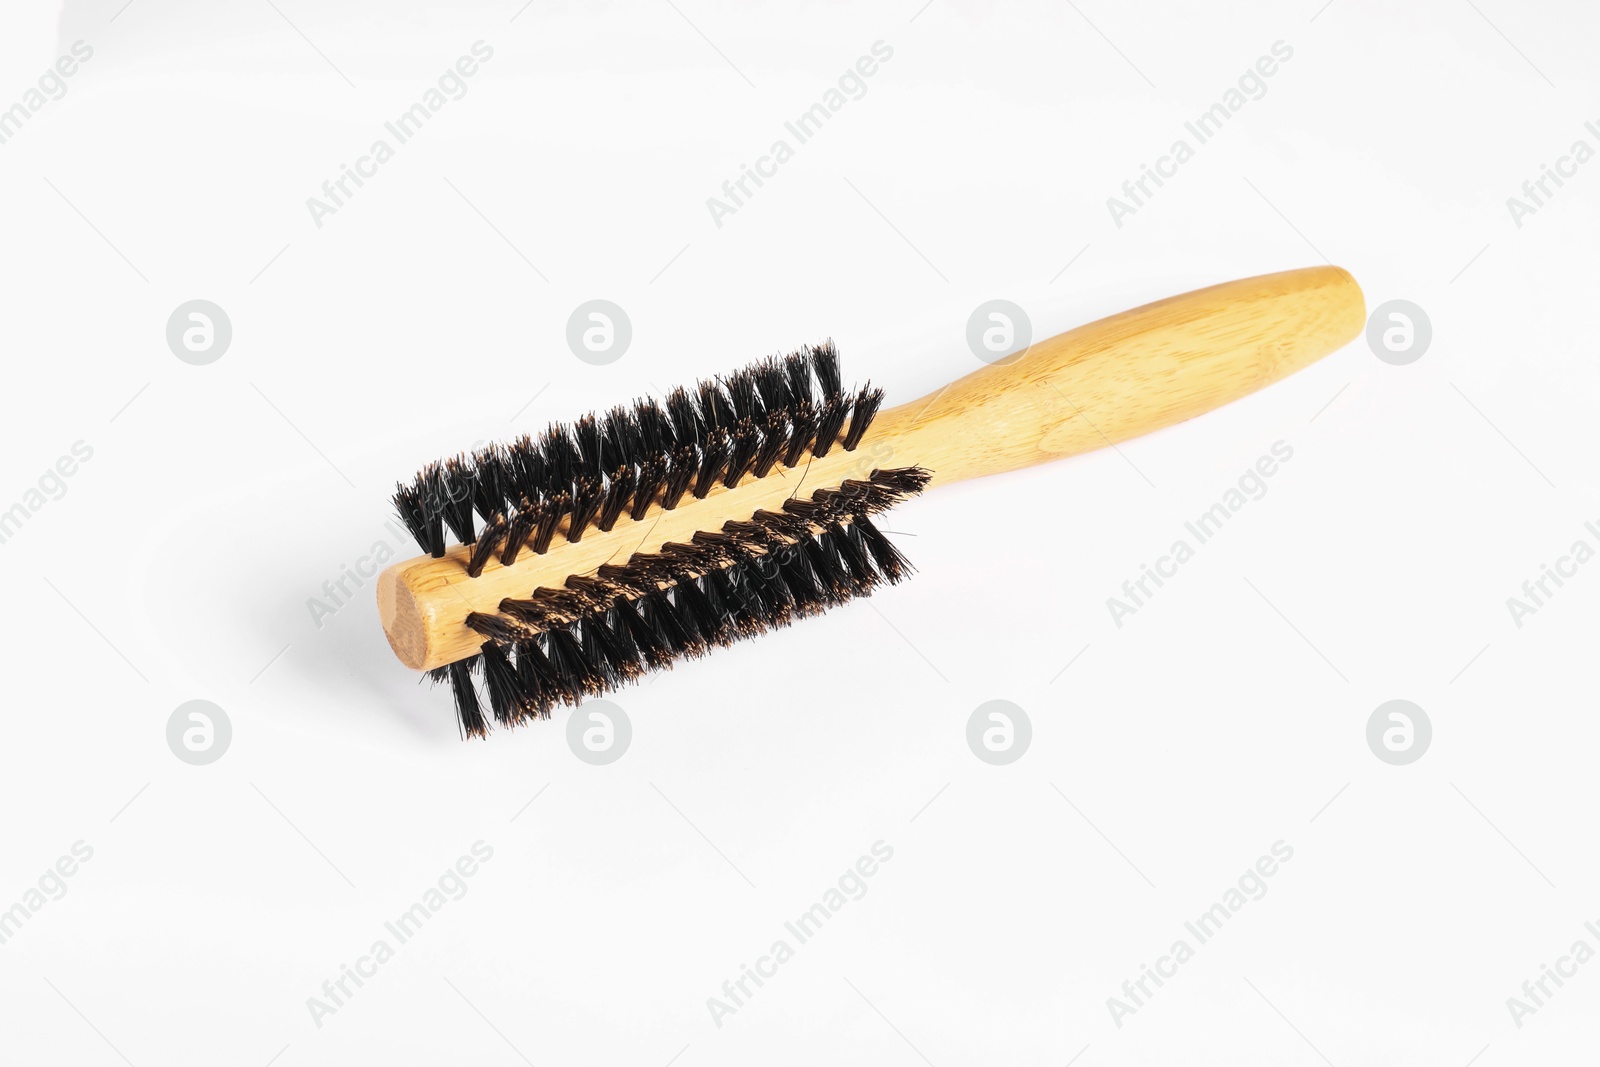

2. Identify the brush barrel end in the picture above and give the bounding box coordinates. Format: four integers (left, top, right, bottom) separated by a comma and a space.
377, 563, 431, 670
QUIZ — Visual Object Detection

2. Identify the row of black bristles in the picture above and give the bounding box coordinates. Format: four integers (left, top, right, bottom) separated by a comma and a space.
431, 467, 931, 737
391, 342, 884, 575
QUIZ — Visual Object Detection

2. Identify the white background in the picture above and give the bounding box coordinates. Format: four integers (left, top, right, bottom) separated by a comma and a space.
1, 0, 1597, 1063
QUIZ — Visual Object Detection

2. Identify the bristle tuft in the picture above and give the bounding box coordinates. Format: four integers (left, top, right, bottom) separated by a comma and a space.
445, 658, 488, 740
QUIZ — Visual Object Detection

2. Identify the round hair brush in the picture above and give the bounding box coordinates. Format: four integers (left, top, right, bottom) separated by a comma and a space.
379, 266, 1364, 737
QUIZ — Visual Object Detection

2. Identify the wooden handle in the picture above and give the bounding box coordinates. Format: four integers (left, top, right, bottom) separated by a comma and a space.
379, 266, 1364, 671
872, 265, 1364, 487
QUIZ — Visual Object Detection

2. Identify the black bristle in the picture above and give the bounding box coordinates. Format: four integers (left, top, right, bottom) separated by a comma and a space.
568, 416, 606, 541
724, 367, 762, 422
721, 369, 762, 487
503, 436, 545, 500
568, 476, 603, 542
603, 600, 642, 670
870, 466, 933, 496
696, 379, 734, 431
741, 563, 786, 630
636, 396, 671, 451
843, 385, 883, 450
480, 641, 530, 727
448, 658, 488, 740
497, 598, 549, 628
721, 518, 773, 554
811, 397, 850, 457
584, 614, 640, 682
744, 555, 795, 625
549, 626, 603, 697
613, 595, 672, 670
702, 566, 759, 638
465, 611, 528, 644
753, 355, 792, 410
631, 399, 670, 519
598, 407, 640, 532
776, 545, 823, 615
667, 570, 726, 646
540, 424, 577, 488
661, 449, 698, 510
466, 515, 508, 577
500, 500, 538, 566
659, 390, 704, 511
500, 587, 586, 628
688, 529, 742, 562
514, 638, 559, 719
830, 522, 878, 590
784, 351, 814, 408
751, 506, 812, 543
779, 496, 828, 526
600, 406, 636, 472
419, 463, 451, 556
564, 573, 623, 608
808, 343, 846, 456
803, 533, 852, 603
573, 415, 604, 474
665, 386, 701, 445
435, 461, 478, 546
693, 428, 728, 498
663, 539, 725, 575
821, 477, 872, 510
782, 353, 816, 467
632, 455, 670, 519
723, 430, 759, 487
545, 645, 588, 707
532, 497, 565, 554
596, 562, 659, 596
598, 466, 636, 532
643, 588, 702, 657
620, 552, 676, 588
811, 341, 843, 399
751, 407, 790, 479
471, 446, 509, 522
782, 422, 813, 468
576, 616, 616, 687
394, 479, 445, 557
852, 512, 913, 582
425, 463, 467, 547
751, 358, 793, 477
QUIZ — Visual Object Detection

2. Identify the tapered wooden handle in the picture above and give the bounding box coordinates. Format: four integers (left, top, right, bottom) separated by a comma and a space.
380, 266, 1363, 671
870, 265, 1364, 486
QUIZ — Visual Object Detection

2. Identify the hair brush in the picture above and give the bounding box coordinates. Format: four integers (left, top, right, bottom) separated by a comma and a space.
379, 266, 1364, 737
